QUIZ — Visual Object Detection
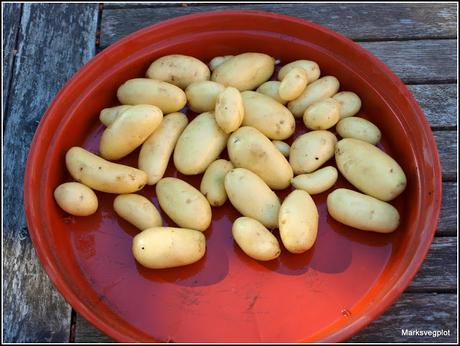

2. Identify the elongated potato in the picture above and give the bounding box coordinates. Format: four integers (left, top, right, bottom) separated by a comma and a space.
99, 105, 163, 160
335, 138, 407, 201
139, 112, 188, 185
54, 182, 98, 216
173, 112, 229, 175
146, 54, 210, 89
185, 81, 225, 113
99, 105, 132, 126
211, 53, 275, 91
117, 78, 186, 114
291, 166, 338, 194
279, 67, 308, 101
224, 168, 280, 228
114, 194, 162, 230
272, 140, 290, 157
215, 87, 244, 133
327, 188, 400, 233
156, 178, 211, 231
132, 227, 206, 269
241, 91, 295, 140
65, 147, 147, 194
256, 81, 286, 104
209, 55, 234, 71
336, 117, 382, 145
200, 159, 234, 207
278, 59, 321, 83
232, 217, 281, 261
303, 98, 340, 130
228, 127, 293, 190
288, 76, 340, 118
332, 91, 362, 118
289, 131, 337, 174
279, 190, 318, 253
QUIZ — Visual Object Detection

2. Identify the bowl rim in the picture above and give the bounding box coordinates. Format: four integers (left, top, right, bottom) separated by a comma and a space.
24, 9, 442, 342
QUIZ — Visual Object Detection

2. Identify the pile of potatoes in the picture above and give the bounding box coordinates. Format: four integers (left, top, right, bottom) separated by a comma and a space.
54, 53, 407, 269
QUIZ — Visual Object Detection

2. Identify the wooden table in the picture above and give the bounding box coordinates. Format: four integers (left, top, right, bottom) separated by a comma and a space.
3, 3, 457, 343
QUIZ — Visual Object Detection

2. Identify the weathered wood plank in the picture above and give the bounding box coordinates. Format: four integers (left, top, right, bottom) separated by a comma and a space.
438, 182, 457, 234
101, 3, 457, 43
2, 3, 99, 342
408, 84, 457, 129
348, 293, 457, 343
75, 314, 114, 343
2, 3, 22, 114
434, 131, 457, 181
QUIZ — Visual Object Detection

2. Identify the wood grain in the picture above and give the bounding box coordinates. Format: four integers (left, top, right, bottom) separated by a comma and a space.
100, 3, 457, 43
434, 131, 457, 181
438, 182, 457, 234
2, 3, 99, 342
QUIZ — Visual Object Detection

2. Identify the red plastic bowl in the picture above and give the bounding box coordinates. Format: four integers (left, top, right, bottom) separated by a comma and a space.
24, 11, 441, 342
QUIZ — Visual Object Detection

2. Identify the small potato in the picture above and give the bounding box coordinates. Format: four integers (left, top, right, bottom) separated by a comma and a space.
278, 59, 321, 83
336, 117, 382, 145
256, 81, 286, 104
66, 147, 147, 194
132, 227, 206, 269
114, 194, 162, 230
211, 53, 275, 91
279, 190, 318, 253
241, 91, 295, 140
156, 178, 211, 232
139, 112, 188, 185
225, 168, 280, 228
303, 98, 340, 130
279, 67, 308, 101
215, 87, 244, 133
99, 105, 163, 161
54, 182, 98, 216
335, 138, 407, 201
228, 127, 293, 190
99, 105, 132, 126
146, 54, 210, 89
289, 131, 337, 174
117, 78, 186, 114
272, 140, 290, 157
327, 188, 400, 233
288, 76, 340, 118
291, 166, 338, 195
332, 91, 362, 118
173, 112, 229, 175
209, 55, 234, 71
185, 81, 225, 113
232, 217, 281, 261
200, 159, 234, 207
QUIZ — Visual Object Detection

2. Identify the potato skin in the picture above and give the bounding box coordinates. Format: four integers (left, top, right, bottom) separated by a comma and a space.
256, 81, 286, 105
99, 104, 163, 161
279, 67, 308, 101
99, 105, 132, 126
54, 182, 98, 216
132, 227, 206, 269
139, 112, 188, 185
303, 98, 340, 130
279, 190, 318, 254
272, 140, 290, 157
336, 117, 382, 145
215, 87, 244, 134
211, 53, 275, 91
224, 168, 280, 228
228, 127, 293, 190
65, 147, 147, 194
278, 59, 321, 83
146, 54, 210, 89
156, 177, 211, 232
288, 76, 340, 118
332, 91, 362, 118
117, 78, 186, 114
232, 217, 281, 261
335, 138, 407, 201
185, 81, 225, 113
200, 159, 234, 207
208, 55, 234, 71
114, 194, 162, 230
173, 112, 229, 175
327, 188, 400, 233
291, 166, 338, 195
241, 91, 295, 140
289, 130, 338, 174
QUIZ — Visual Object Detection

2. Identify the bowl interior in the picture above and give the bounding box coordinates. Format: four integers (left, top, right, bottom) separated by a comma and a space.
25, 11, 440, 343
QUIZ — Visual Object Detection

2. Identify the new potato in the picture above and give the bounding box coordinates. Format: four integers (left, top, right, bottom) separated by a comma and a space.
332, 91, 362, 118
114, 194, 162, 230
99, 105, 132, 126
256, 81, 286, 105
336, 117, 382, 145
279, 67, 308, 101
209, 55, 234, 71
291, 166, 338, 195
54, 182, 98, 216
278, 59, 320, 83
272, 140, 290, 157
303, 98, 340, 130
185, 81, 225, 113
200, 159, 234, 207
215, 87, 244, 133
